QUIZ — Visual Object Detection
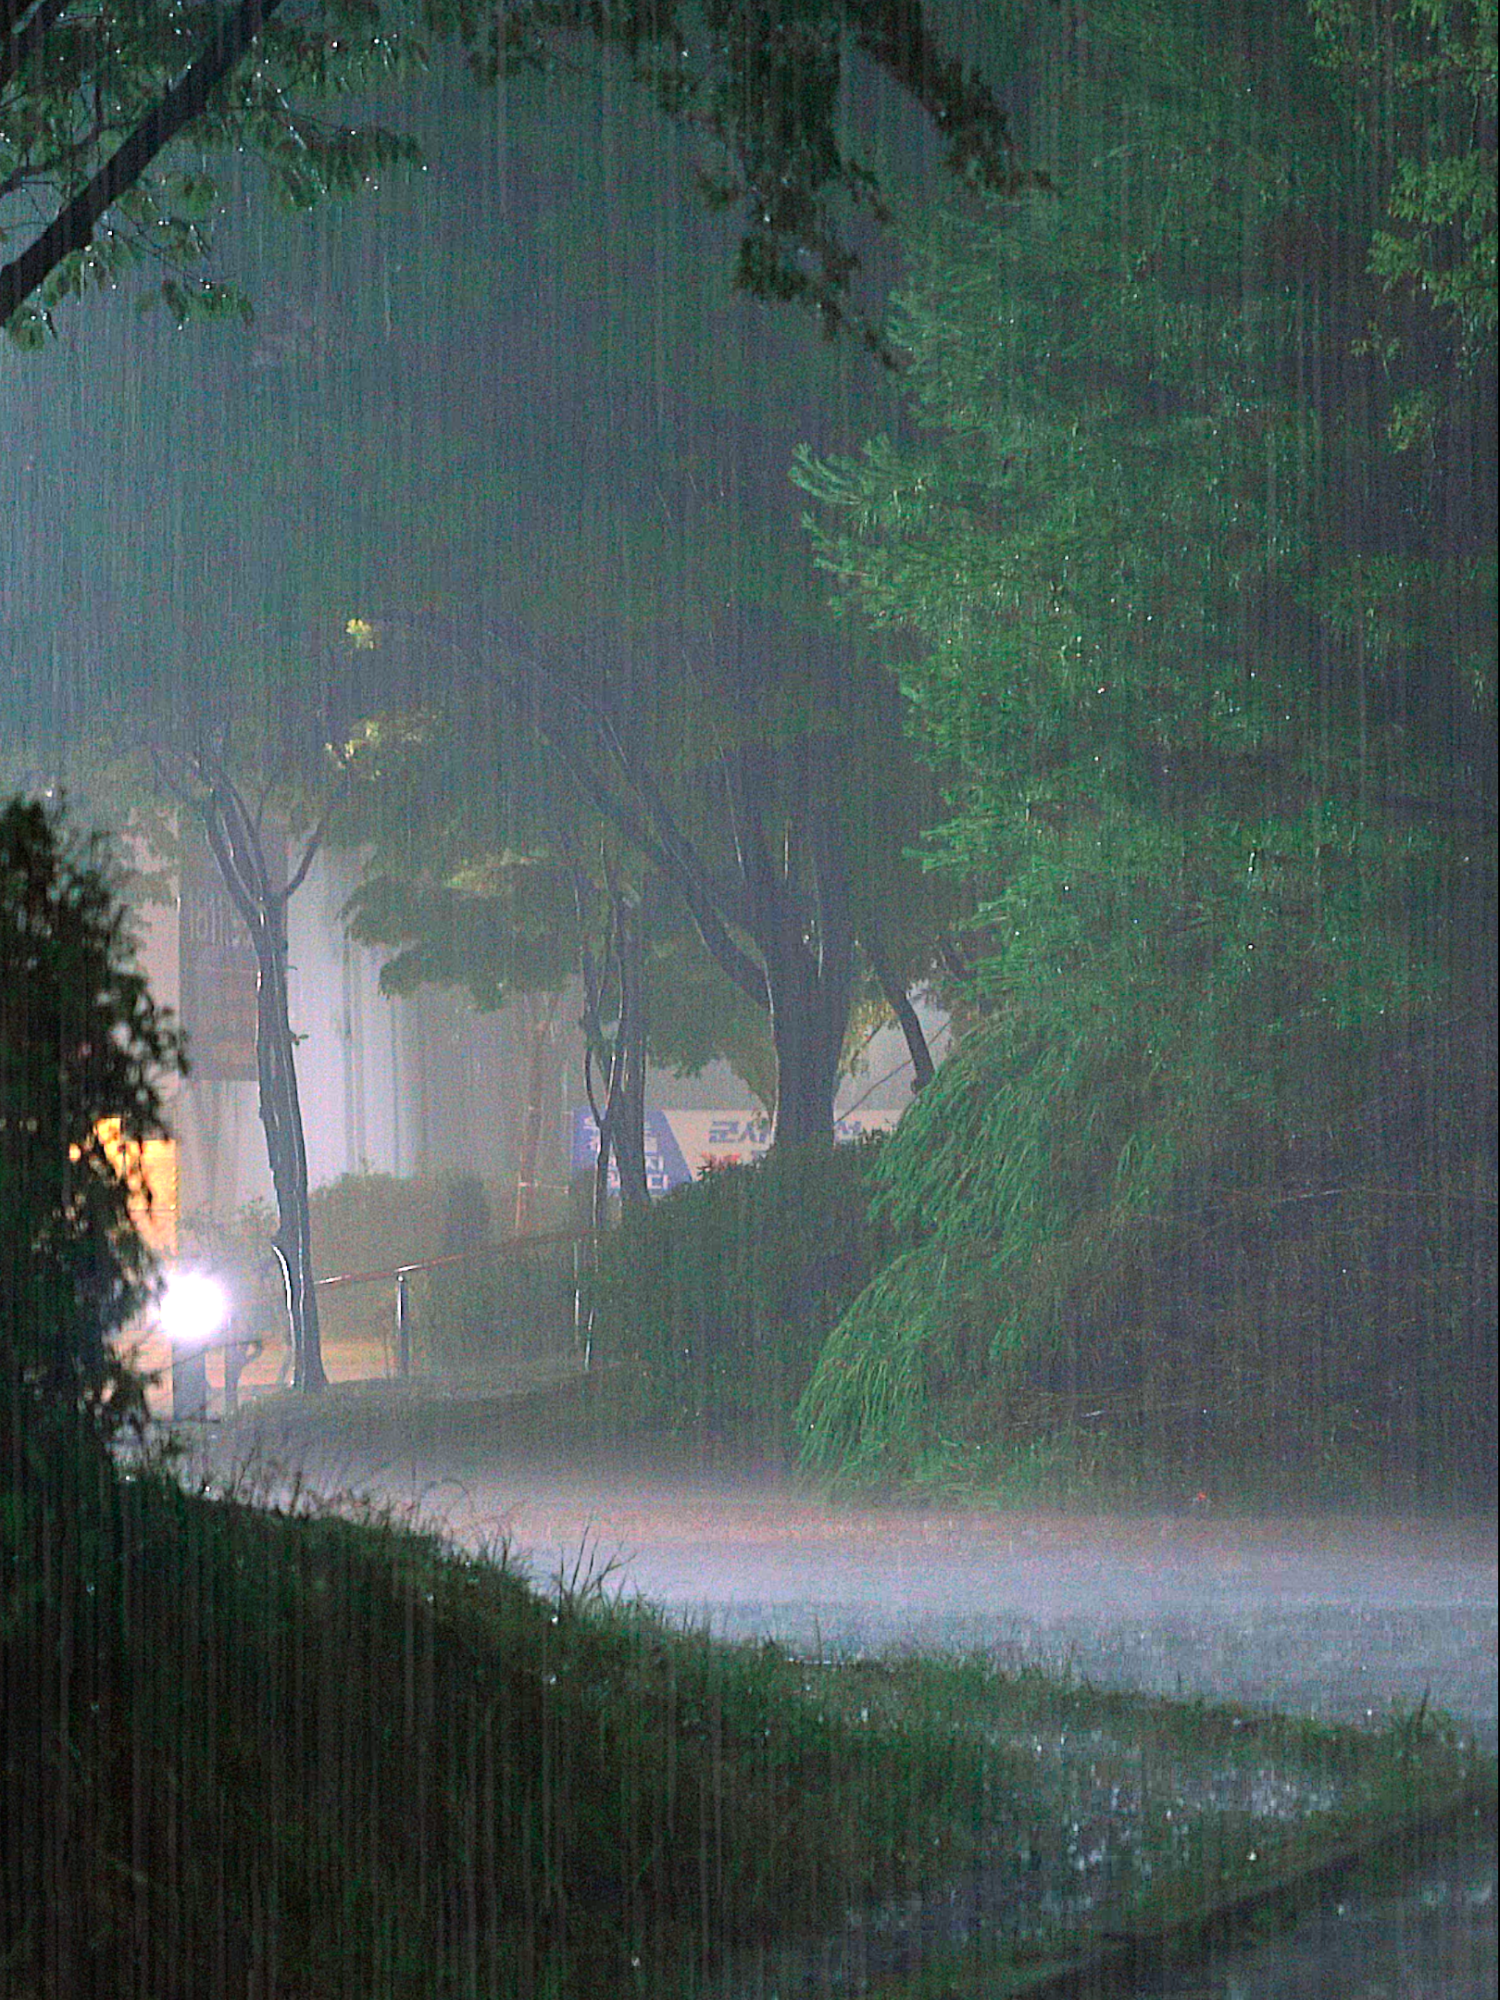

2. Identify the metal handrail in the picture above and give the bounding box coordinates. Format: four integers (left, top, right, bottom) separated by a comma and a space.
310, 1230, 597, 1378
311, 1227, 593, 1292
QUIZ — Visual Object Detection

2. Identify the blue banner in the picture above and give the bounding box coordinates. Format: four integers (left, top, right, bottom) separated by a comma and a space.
571, 1105, 896, 1193
571, 1109, 696, 1194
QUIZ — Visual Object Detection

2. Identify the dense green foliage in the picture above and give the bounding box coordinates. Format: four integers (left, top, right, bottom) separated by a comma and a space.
793, 2, 1496, 1495
1312, 0, 1497, 447
588, 1137, 889, 1453
5, 7, 1497, 1992
0, 797, 181, 1424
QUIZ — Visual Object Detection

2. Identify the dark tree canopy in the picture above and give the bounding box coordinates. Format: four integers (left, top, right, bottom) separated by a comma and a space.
3, 0, 1030, 354
448, 0, 1036, 358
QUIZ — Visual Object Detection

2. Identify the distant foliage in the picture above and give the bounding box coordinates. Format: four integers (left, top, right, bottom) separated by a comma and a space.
0, 796, 182, 1434
588, 1137, 889, 1454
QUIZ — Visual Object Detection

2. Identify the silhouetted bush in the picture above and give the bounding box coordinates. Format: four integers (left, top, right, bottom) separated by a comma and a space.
588, 1136, 889, 1457
0, 795, 180, 1445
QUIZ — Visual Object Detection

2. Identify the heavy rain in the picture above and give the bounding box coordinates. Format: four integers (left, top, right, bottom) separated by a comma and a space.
1, 3, 1495, 1996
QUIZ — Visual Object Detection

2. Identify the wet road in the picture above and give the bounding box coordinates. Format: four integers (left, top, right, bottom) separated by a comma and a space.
192, 1398, 1497, 1997
197, 1399, 1498, 1752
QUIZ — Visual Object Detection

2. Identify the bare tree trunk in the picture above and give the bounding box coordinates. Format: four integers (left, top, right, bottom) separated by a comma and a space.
513, 989, 561, 1235
725, 740, 855, 1152
578, 868, 653, 1226
765, 951, 849, 1149
612, 888, 652, 1211
167, 748, 344, 1392
484, 627, 867, 1156
860, 926, 936, 1091
246, 887, 326, 1390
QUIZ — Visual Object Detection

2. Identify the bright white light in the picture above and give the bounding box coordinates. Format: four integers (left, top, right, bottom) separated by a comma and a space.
158, 1270, 230, 1349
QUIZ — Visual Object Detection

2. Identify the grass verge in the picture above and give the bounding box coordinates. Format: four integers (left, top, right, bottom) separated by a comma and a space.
2, 1406, 1490, 1999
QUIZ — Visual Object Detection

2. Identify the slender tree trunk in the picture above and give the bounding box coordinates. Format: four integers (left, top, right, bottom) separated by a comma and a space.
587, 888, 651, 1222
250, 894, 326, 1389
0, 0, 291, 325
184, 758, 335, 1392
513, 989, 561, 1236
576, 866, 653, 1229
611, 892, 651, 1210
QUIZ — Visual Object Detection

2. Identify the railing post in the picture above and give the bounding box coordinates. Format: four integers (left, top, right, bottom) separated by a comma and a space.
395, 1269, 410, 1378
572, 1236, 583, 1363
582, 1232, 595, 1374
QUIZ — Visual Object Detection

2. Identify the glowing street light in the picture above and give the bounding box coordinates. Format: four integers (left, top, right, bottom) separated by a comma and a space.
158, 1270, 230, 1350
158, 1269, 230, 1419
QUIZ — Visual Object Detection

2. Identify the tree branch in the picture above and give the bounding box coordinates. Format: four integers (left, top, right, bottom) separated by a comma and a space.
282, 761, 351, 902
860, 925, 935, 1090
2, 0, 289, 326
849, 0, 1018, 189
491, 656, 771, 1010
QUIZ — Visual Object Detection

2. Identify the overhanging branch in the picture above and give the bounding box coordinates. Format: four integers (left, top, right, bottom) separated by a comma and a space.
1, 0, 289, 326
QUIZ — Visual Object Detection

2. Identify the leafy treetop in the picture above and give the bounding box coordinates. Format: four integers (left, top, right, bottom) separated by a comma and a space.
0, 0, 423, 341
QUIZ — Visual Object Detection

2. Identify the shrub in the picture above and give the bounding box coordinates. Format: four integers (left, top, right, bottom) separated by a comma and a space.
305, 1172, 578, 1377
587, 1136, 889, 1456
300, 1171, 450, 1364
798, 1011, 1497, 1507
0, 795, 181, 1442
424, 1177, 578, 1375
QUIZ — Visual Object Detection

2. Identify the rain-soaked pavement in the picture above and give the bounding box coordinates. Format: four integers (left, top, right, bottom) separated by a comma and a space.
185, 1392, 1497, 1996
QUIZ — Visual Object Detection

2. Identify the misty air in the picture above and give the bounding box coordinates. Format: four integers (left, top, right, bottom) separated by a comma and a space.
1, 3, 1495, 1995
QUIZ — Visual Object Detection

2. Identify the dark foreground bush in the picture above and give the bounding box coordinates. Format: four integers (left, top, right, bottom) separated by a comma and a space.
0, 1401, 1014, 2000
0, 795, 180, 1420
587, 1137, 888, 1457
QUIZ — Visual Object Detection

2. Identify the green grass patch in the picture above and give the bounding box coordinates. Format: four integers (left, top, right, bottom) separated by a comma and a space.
2, 1408, 1490, 1998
